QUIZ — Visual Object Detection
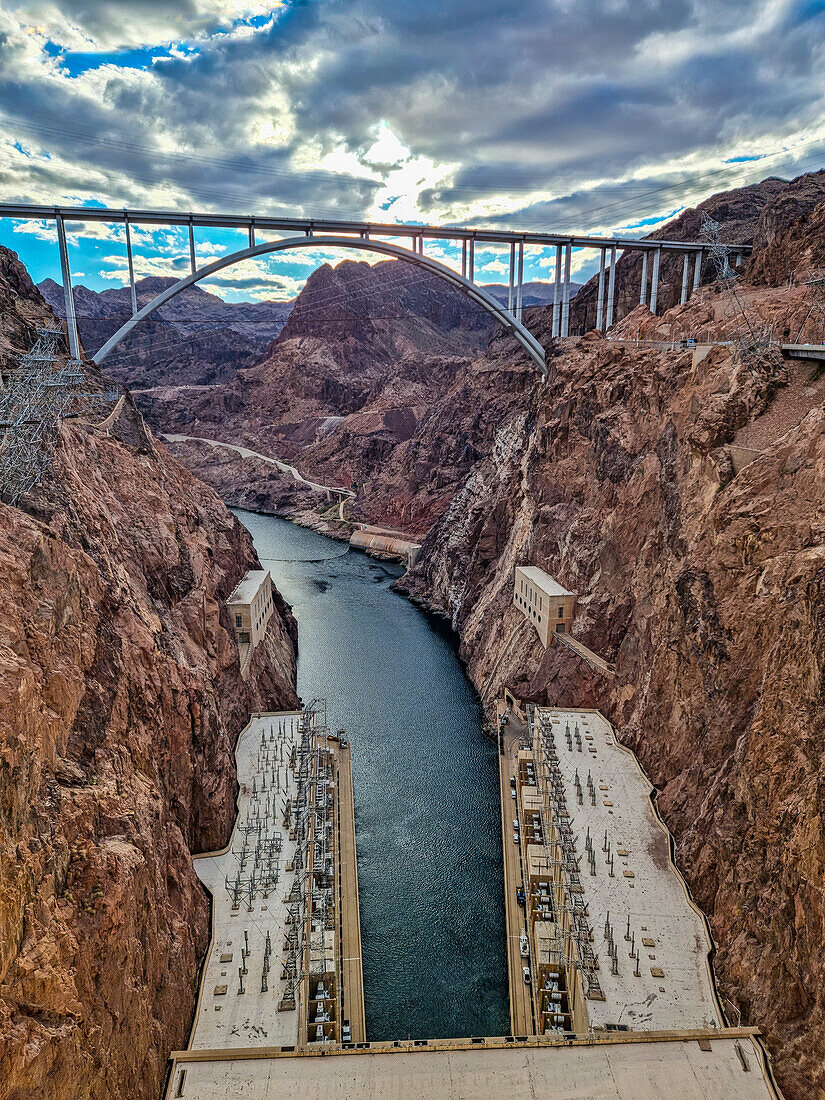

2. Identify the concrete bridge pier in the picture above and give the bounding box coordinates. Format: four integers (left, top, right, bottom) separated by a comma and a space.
55, 213, 80, 360
507, 241, 516, 313
680, 253, 690, 305
605, 244, 617, 330
639, 251, 648, 307
125, 217, 138, 317
552, 244, 562, 337
692, 250, 702, 293
560, 243, 572, 336
515, 240, 524, 322
649, 247, 661, 314
596, 248, 606, 331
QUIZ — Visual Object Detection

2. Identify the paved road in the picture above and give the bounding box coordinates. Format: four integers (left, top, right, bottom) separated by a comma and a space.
162, 432, 355, 498
497, 717, 535, 1037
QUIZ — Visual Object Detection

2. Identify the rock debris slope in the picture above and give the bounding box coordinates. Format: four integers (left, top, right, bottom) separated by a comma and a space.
0, 245, 298, 1100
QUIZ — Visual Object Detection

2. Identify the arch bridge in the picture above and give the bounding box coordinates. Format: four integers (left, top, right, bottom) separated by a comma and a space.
0, 203, 754, 376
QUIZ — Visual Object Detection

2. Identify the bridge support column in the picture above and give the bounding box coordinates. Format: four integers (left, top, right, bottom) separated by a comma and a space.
515, 240, 524, 322
248, 222, 256, 248
507, 241, 516, 313
692, 250, 702, 293
640, 251, 648, 306
56, 213, 80, 360
552, 244, 562, 338
188, 220, 196, 275
468, 238, 475, 282
461, 239, 467, 279
561, 243, 572, 336
680, 252, 690, 305
649, 247, 661, 314
605, 244, 617, 330
596, 247, 606, 331
125, 216, 138, 317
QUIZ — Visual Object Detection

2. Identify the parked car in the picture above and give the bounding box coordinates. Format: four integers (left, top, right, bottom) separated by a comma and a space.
522, 966, 532, 984
516, 886, 525, 906
342, 1022, 352, 1043
510, 787, 517, 799
513, 831, 520, 845
520, 931, 530, 958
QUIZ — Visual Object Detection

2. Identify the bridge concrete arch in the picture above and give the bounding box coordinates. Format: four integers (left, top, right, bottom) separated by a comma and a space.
91, 234, 546, 373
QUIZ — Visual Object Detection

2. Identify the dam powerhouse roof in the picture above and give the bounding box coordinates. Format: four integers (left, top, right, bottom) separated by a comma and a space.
516, 565, 575, 596
533, 707, 722, 1032
228, 569, 270, 606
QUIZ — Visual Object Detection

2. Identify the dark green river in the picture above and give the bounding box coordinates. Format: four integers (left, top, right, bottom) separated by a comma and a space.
233, 510, 508, 1041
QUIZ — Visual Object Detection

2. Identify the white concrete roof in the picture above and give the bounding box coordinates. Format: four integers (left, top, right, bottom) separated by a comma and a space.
515, 565, 575, 597
167, 1036, 778, 1099
535, 708, 722, 1033
228, 569, 270, 606
188, 712, 303, 1052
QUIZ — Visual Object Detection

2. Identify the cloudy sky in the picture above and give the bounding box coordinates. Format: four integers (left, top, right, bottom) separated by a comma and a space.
1, 0, 825, 302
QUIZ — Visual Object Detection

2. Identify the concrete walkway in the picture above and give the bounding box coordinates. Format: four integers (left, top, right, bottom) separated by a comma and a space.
336, 740, 366, 1043
497, 715, 535, 1038
165, 1032, 780, 1099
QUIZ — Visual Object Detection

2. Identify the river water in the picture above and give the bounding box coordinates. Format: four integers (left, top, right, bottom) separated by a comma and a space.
232, 510, 508, 1041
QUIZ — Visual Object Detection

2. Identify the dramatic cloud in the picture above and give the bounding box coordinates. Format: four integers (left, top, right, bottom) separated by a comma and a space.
1, 0, 824, 298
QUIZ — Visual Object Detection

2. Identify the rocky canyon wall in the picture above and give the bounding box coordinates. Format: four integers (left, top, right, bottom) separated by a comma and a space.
0, 246, 299, 1100
403, 225, 825, 1097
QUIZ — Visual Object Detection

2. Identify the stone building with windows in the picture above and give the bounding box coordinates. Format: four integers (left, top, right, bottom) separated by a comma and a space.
513, 565, 576, 647
227, 569, 274, 676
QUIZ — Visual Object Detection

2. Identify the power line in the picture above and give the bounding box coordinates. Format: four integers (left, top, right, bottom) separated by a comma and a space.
5, 105, 825, 239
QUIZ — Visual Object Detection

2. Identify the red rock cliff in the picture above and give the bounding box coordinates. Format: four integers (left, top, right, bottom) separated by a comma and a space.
402, 197, 825, 1098
0, 247, 299, 1100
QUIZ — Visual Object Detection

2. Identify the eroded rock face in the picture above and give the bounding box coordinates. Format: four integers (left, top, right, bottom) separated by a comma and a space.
0, 248, 299, 1100
402, 292, 825, 1098
40, 275, 294, 389
0, 419, 299, 1100
135, 260, 497, 483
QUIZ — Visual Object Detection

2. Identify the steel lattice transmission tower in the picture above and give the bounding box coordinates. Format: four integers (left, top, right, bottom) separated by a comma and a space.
0, 327, 116, 505
701, 213, 771, 358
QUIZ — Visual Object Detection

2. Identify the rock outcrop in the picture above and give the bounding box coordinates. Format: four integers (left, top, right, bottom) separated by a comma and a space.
569, 177, 789, 334
40, 276, 293, 390
401, 214, 825, 1097
37, 170, 825, 1098
0, 247, 299, 1100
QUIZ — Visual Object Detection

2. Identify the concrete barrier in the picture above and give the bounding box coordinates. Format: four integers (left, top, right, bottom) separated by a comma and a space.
349, 529, 422, 567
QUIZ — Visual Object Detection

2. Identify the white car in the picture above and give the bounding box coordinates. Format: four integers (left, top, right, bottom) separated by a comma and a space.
520, 931, 529, 958
522, 966, 532, 984
513, 831, 520, 845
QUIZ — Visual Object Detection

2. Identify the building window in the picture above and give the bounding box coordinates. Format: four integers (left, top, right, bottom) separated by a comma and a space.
235, 615, 242, 628
556, 623, 565, 634
558, 606, 563, 618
